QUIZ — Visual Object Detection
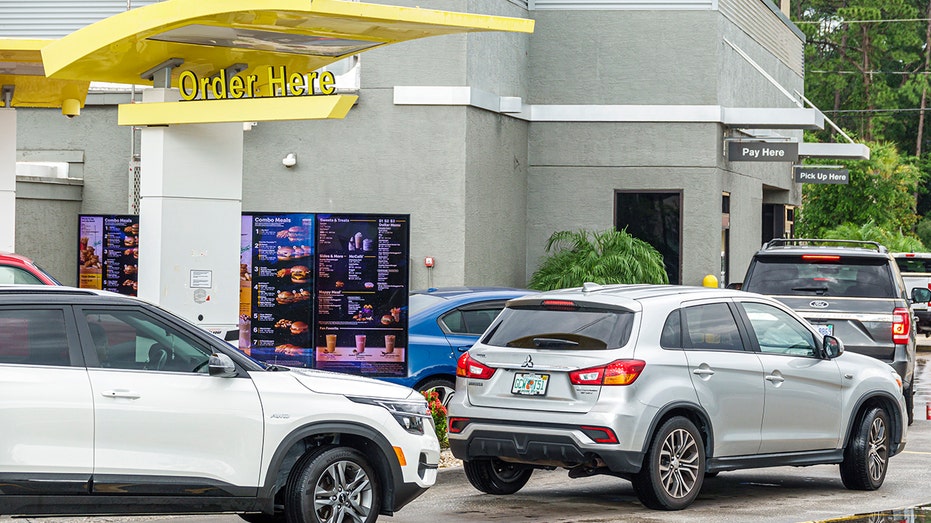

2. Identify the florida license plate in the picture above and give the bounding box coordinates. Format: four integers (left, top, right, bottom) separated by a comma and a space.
512, 372, 549, 396
813, 323, 834, 336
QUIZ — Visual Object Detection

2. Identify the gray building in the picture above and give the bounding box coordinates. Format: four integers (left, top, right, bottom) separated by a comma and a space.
8, 0, 833, 290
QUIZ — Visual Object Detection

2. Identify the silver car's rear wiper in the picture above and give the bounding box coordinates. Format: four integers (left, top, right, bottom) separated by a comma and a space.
791, 286, 828, 294
532, 337, 580, 348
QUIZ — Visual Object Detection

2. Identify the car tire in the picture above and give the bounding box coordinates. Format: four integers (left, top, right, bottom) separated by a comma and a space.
285, 446, 380, 523
905, 381, 914, 426
463, 458, 533, 495
633, 416, 705, 510
418, 377, 456, 406
840, 406, 889, 491
239, 513, 285, 523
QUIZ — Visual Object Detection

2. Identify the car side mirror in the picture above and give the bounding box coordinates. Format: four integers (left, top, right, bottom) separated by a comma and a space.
726, 282, 742, 290
208, 352, 238, 378
822, 335, 844, 359
911, 287, 931, 303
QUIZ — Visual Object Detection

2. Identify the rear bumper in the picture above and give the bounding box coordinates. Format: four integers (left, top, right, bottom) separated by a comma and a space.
448, 421, 645, 475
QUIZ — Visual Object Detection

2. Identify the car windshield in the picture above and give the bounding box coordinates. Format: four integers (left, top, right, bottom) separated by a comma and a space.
483, 306, 635, 349
745, 256, 894, 298
409, 293, 448, 316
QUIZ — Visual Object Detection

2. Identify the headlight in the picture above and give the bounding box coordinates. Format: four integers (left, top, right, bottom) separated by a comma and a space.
349, 396, 432, 435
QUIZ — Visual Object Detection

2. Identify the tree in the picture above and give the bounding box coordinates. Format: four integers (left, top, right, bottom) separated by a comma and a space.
796, 141, 923, 236
528, 229, 668, 291
819, 220, 926, 251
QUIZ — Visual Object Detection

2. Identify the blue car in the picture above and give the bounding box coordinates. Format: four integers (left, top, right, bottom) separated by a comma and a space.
380, 287, 533, 403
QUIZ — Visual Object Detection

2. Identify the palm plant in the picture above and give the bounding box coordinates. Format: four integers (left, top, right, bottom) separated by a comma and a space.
528, 229, 669, 291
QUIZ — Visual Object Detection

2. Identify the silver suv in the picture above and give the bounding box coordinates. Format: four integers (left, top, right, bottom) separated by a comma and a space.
447, 284, 908, 510
739, 239, 928, 424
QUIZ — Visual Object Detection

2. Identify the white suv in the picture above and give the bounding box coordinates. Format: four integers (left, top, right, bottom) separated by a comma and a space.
448, 284, 908, 510
0, 286, 438, 523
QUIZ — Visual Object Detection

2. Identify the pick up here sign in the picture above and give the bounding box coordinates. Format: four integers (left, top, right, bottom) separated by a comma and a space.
793, 166, 849, 185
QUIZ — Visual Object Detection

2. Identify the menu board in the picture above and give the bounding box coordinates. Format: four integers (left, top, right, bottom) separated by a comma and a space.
314, 214, 410, 377
239, 213, 410, 376
78, 215, 139, 296
241, 213, 315, 368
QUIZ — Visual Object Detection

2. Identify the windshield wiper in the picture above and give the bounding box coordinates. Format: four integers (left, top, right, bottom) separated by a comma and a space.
532, 337, 580, 348
791, 286, 829, 294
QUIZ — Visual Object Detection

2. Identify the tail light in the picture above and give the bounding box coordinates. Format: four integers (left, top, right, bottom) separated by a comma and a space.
569, 359, 645, 386
456, 352, 495, 380
893, 307, 910, 344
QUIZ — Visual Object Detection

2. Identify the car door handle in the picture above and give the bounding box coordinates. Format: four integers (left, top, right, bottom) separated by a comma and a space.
692, 368, 715, 376
101, 389, 141, 399
765, 375, 785, 384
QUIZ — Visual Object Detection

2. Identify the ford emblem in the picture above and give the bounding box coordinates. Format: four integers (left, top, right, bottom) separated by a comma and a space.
810, 300, 829, 309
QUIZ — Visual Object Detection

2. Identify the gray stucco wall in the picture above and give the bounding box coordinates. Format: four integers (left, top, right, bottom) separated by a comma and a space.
528, 10, 720, 105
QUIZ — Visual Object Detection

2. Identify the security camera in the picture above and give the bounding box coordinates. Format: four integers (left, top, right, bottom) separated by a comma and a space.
61, 98, 81, 119
282, 153, 297, 168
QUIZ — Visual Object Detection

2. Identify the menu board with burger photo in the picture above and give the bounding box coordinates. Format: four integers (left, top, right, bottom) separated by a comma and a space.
241, 213, 315, 368
78, 215, 139, 296
314, 214, 409, 377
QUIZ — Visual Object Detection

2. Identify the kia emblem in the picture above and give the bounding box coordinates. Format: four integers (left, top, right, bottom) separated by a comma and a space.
521, 355, 533, 368
810, 300, 829, 309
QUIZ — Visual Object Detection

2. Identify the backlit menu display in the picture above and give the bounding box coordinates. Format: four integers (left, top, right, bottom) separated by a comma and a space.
78, 215, 139, 296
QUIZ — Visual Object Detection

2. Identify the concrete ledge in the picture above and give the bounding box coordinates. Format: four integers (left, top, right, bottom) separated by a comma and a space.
16, 176, 84, 201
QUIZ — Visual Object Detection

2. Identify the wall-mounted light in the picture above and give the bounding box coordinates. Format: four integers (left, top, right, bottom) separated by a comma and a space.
282, 153, 297, 168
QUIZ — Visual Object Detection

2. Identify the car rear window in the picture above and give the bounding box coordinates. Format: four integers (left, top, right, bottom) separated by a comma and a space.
745, 256, 894, 298
482, 305, 634, 349
895, 257, 931, 273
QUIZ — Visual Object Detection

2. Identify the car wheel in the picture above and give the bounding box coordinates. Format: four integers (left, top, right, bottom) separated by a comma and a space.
905, 381, 914, 426
633, 416, 704, 510
418, 378, 456, 406
463, 458, 533, 495
840, 406, 889, 491
285, 446, 380, 523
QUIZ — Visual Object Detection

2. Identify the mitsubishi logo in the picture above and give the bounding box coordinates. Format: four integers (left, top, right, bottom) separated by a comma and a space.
521, 355, 534, 368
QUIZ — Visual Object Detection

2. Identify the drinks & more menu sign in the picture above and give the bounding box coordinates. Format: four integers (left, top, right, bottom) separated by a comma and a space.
239, 213, 409, 377
78, 215, 140, 296
315, 214, 409, 377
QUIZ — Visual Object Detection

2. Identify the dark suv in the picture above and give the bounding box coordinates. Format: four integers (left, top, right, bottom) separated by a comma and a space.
739, 239, 929, 424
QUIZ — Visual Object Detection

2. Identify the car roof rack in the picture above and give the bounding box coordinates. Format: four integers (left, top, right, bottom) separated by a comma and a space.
762, 238, 887, 253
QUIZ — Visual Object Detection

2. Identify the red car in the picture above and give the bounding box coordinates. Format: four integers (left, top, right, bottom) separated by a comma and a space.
0, 252, 61, 285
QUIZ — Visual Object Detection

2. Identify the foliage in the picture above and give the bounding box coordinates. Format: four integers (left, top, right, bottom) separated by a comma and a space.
796, 141, 923, 237
423, 390, 448, 448
915, 216, 931, 248
818, 221, 926, 252
528, 229, 669, 291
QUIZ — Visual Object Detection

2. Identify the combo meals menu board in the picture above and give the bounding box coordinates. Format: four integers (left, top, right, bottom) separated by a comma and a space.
240, 213, 410, 377
78, 215, 140, 296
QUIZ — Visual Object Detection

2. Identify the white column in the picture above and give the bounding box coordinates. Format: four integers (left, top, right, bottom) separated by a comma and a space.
0, 109, 16, 253
136, 88, 243, 334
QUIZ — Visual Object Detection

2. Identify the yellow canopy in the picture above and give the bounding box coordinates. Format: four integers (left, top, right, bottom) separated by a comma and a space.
42, 0, 535, 89
0, 39, 89, 108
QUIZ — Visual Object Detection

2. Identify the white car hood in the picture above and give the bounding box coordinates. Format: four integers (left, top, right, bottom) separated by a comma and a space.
288, 367, 417, 400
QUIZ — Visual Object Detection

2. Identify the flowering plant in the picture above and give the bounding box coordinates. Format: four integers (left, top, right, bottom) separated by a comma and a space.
422, 390, 448, 448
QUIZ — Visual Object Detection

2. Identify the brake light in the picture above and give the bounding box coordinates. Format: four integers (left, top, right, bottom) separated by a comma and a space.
801, 255, 841, 262
893, 307, 910, 344
542, 300, 579, 311
569, 359, 645, 386
456, 352, 495, 379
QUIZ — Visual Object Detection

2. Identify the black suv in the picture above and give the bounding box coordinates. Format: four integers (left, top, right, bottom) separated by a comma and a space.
738, 239, 930, 424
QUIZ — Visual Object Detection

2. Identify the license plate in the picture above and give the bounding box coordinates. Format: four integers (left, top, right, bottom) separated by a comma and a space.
813, 323, 834, 336
512, 372, 549, 396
